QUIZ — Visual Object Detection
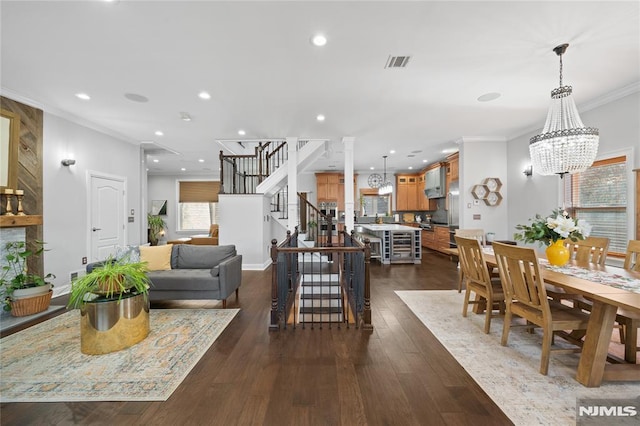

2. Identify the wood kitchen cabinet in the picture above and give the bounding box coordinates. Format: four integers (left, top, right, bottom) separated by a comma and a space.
316, 172, 356, 211
435, 225, 451, 252
421, 229, 436, 249
447, 152, 459, 182
396, 174, 418, 211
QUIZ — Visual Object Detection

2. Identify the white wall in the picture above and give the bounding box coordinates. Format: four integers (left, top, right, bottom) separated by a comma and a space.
507, 91, 639, 250
43, 113, 142, 297
459, 139, 509, 239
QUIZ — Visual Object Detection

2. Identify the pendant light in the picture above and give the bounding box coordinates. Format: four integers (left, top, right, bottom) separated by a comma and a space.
378, 155, 393, 195
529, 43, 599, 177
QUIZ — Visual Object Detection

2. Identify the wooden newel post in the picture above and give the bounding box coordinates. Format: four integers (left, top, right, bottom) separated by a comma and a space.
362, 238, 373, 330
218, 150, 225, 194
269, 238, 280, 330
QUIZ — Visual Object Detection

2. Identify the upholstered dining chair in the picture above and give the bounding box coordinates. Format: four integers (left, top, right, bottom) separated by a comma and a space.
492, 242, 590, 375
455, 229, 486, 292
455, 236, 504, 334
565, 236, 610, 266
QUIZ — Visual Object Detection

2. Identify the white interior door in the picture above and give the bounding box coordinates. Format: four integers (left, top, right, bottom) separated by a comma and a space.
90, 174, 126, 261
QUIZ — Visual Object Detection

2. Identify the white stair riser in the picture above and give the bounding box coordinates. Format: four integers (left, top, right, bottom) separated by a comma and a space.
299, 313, 343, 322
300, 299, 342, 308
301, 273, 339, 282
301, 286, 341, 295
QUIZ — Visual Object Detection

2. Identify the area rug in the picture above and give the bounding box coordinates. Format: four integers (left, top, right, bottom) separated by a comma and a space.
0, 305, 66, 334
395, 290, 638, 426
0, 308, 239, 402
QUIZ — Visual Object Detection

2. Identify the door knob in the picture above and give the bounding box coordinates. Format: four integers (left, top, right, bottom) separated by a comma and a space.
92, 227, 101, 232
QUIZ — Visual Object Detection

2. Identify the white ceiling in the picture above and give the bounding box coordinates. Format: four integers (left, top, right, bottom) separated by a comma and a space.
2, 1, 639, 176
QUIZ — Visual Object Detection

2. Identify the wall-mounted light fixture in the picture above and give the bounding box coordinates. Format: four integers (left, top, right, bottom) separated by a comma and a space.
61, 159, 76, 166
523, 164, 533, 177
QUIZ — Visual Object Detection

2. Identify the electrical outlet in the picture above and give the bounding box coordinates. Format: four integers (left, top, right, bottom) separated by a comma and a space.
82, 257, 87, 265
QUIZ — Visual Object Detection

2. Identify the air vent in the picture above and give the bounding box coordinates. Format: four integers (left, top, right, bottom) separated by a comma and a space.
385, 55, 411, 68
140, 141, 181, 156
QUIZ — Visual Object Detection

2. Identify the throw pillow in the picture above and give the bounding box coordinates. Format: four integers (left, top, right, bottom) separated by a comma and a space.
114, 245, 141, 263
140, 244, 173, 271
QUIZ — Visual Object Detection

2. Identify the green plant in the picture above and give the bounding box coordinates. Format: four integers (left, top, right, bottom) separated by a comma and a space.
67, 257, 150, 309
1, 241, 55, 311
147, 214, 166, 246
514, 208, 592, 247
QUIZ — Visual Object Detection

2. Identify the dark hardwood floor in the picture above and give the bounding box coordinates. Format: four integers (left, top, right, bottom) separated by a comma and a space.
0, 251, 512, 426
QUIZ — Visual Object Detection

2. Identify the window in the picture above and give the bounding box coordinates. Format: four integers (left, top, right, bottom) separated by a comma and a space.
362, 194, 391, 216
178, 181, 220, 232
563, 156, 627, 256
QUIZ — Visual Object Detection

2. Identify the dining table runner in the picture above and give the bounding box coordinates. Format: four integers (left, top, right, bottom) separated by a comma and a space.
481, 247, 640, 294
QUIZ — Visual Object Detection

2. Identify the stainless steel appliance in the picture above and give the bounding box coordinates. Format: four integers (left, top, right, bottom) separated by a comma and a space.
319, 201, 338, 236
448, 181, 460, 247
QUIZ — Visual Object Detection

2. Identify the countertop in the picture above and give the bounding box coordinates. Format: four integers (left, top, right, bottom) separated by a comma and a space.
359, 224, 419, 232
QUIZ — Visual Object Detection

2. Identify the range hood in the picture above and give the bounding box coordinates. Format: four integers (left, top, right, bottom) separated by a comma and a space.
424, 165, 446, 198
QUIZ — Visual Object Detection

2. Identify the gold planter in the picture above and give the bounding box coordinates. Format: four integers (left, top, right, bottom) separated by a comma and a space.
80, 292, 150, 355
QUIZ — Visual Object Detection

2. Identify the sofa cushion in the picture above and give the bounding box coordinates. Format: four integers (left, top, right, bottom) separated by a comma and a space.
114, 245, 140, 263
175, 244, 236, 269
147, 269, 221, 292
140, 244, 173, 271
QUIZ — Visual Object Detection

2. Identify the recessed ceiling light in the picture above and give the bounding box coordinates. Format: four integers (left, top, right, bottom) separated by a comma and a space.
311, 34, 327, 47
124, 93, 149, 103
370, 166, 374, 170
153, 159, 159, 163
316, 114, 325, 122
442, 148, 458, 154
155, 131, 164, 136
75, 93, 91, 100
180, 112, 192, 121
198, 91, 211, 100
408, 166, 413, 170
389, 150, 396, 154
181, 168, 186, 171
238, 129, 246, 136
198, 159, 205, 163
477, 92, 501, 102
422, 159, 428, 163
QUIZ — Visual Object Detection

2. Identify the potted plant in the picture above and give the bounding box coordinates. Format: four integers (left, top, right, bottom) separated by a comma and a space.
67, 256, 151, 309
147, 213, 166, 246
0, 240, 55, 315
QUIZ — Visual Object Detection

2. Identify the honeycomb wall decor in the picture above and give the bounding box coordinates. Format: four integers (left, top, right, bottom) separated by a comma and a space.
471, 177, 502, 206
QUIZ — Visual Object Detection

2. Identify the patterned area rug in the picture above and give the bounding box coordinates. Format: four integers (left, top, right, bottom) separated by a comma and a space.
0, 308, 239, 402
396, 290, 638, 426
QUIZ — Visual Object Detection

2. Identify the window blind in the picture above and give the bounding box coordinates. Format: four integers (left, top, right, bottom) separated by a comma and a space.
179, 181, 220, 203
564, 156, 627, 255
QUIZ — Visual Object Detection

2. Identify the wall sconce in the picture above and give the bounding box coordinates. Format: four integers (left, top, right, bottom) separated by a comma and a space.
523, 165, 533, 177
61, 159, 76, 166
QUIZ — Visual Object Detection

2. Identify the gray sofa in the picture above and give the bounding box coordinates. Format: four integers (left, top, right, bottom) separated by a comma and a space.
147, 244, 242, 308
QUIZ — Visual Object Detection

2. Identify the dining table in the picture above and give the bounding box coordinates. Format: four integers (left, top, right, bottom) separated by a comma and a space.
447, 246, 640, 387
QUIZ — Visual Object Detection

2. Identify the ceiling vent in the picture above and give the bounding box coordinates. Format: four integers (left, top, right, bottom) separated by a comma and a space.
385, 55, 411, 69
140, 141, 181, 156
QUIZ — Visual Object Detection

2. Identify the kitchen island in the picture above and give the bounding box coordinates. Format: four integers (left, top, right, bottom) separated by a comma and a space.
358, 224, 421, 264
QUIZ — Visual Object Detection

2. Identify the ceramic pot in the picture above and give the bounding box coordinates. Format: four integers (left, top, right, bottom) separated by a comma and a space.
546, 239, 570, 266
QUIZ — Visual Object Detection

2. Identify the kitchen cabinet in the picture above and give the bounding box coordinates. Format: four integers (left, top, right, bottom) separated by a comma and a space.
447, 152, 459, 182
396, 174, 418, 211
435, 225, 451, 252
421, 229, 436, 249
316, 172, 356, 211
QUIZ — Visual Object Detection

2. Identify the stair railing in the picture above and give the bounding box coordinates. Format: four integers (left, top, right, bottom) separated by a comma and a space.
269, 229, 372, 331
297, 192, 333, 247
220, 141, 287, 195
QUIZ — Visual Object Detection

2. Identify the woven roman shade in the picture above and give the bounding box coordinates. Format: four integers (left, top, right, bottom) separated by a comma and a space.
179, 181, 220, 203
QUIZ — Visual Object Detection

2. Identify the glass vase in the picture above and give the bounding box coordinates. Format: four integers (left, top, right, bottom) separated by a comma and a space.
545, 239, 570, 266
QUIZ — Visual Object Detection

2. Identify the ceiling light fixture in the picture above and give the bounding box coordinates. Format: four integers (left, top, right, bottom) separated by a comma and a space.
378, 156, 393, 195
75, 93, 90, 100
238, 129, 246, 136
180, 112, 192, 121
198, 91, 211, 100
311, 34, 327, 47
155, 131, 164, 136
529, 43, 599, 177
316, 114, 325, 122
198, 159, 205, 163
153, 159, 159, 163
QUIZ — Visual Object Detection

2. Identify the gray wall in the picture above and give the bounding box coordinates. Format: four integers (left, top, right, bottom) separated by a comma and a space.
43, 112, 142, 297
506, 91, 639, 251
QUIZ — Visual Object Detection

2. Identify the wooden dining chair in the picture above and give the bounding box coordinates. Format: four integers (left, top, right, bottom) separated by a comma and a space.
565, 236, 610, 266
455, 229, 486, 292
455, 236, 505, 334
492, 242, 590, 375
616, 239, 640, 363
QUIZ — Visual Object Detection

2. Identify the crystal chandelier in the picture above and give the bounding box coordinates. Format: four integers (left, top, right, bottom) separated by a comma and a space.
378, 155, 393, 195
529, 43, 599, 177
